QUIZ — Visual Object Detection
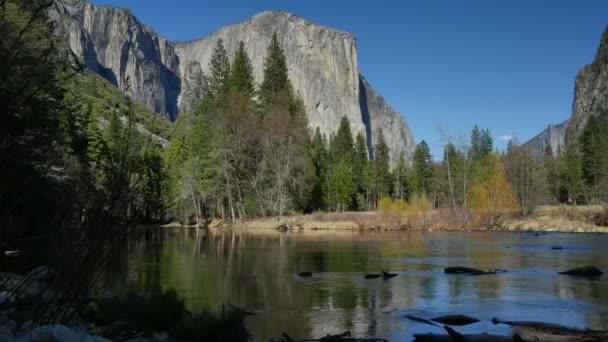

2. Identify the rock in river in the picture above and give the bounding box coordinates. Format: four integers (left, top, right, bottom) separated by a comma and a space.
558, 266, 603, 277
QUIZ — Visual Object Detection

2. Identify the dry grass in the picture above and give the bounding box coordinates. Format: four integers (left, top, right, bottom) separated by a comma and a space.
222, 204, 608, 233
505, 205, 608, 232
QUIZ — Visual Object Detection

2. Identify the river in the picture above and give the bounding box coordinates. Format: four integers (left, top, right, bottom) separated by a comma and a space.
105, 228, 608, 341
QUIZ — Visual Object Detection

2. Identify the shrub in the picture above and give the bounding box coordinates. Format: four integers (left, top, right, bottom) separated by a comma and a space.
172, 305, 249, 342
379, 196, 408, 228
594, 206, 608, 227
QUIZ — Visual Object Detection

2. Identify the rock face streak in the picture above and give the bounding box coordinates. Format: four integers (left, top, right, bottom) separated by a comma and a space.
51, 1, 415, 163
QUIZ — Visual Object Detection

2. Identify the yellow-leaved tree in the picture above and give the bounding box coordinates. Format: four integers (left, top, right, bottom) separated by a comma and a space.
468, 153, 519, 229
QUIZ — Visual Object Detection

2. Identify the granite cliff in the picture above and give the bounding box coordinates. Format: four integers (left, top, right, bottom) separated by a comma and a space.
50, 1, 415, 163
525, 26, 608, 153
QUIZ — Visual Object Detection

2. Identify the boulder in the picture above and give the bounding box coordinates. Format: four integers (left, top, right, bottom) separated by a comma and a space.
99, 290, 114, 301
0, 326, 15, 342
16, 324, 110, 342
430, 314, 480, 326
25, 267, 54, 282
558, 266, 603, 277
99, 319, 138, 340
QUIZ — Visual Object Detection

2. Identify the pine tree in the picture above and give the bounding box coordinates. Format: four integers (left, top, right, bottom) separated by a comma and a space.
480, 128, 493, 156
544, 144, 553, 157
561, 145, 587, 204
330, 116, 354, 161
374, 129, 391, 197
579, 113, 608, 203
309, 127, 328, 210
206, 39, 231, 102
228, 41, 255, 97
393, 152, 409, 200
470, 125, 482, 160
411, 140, 433, 196
259, 33, 290, 107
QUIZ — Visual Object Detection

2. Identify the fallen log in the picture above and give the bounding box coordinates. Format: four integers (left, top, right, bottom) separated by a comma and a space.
405, 314, 440, 327
413, 331, 513, 341
492, 317, 588, 334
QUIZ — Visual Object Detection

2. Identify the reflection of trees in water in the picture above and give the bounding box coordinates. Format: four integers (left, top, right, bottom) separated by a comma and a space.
105, 229, 608, 340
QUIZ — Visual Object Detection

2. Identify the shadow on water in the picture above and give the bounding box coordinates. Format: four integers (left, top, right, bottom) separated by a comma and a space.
104, 229, 608, 341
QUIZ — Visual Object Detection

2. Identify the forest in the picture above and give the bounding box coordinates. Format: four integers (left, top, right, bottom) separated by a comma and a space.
2, 0, 608, 239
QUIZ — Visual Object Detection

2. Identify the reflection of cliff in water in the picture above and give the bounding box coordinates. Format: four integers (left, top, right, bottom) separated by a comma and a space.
104, 228, 608, 341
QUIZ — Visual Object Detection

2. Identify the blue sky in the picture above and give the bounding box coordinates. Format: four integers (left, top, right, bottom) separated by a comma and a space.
91, 0, 608, 159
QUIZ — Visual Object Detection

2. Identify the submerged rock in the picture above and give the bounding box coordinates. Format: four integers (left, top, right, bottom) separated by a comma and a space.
558, 266, 603, 277
381, 271, 398, 279
431, 314, 480, 326
444, 267, 484, 274
363, 274, 380, 279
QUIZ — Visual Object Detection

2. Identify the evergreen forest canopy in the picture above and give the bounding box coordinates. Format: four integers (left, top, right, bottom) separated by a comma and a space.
1, 0, 608, 237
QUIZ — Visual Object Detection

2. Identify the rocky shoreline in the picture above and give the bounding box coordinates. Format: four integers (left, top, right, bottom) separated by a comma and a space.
0, 267, 149, 342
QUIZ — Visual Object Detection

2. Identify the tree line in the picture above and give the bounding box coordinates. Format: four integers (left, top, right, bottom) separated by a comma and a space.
1, 0, 607, 235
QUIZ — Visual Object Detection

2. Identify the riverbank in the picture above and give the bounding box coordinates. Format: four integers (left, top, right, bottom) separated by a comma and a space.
217, 205, 608, 233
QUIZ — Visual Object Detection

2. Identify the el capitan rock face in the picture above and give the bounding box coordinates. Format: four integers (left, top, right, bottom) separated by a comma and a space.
50, 1, 414, 164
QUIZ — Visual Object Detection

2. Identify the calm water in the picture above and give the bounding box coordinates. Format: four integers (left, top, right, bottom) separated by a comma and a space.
106, 228, 608, 341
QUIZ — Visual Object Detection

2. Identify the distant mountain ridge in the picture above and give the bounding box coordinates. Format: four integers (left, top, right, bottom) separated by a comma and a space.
49, 0, 415, 164
523, 120, 568, 155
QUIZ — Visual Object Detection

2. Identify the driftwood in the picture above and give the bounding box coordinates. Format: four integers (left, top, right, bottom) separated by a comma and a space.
492, 317, 589, 334
406, 315, 440, 327
492, 318, 608, 341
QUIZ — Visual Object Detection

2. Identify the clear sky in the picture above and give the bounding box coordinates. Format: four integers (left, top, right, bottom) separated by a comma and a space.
91, 0, 608, 159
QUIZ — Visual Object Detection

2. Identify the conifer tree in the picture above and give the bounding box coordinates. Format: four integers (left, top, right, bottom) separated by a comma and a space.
393, 152, 409, 200
259, 33, 290, 107
410, 140, 433, 196
331, 116, 355, 161
374, 129, 391, 197
228, 41, 255, 96
206, 39, 231, 102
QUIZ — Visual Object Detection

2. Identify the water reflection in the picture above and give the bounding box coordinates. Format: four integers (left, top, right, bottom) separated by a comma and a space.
107, 229, 608, 341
